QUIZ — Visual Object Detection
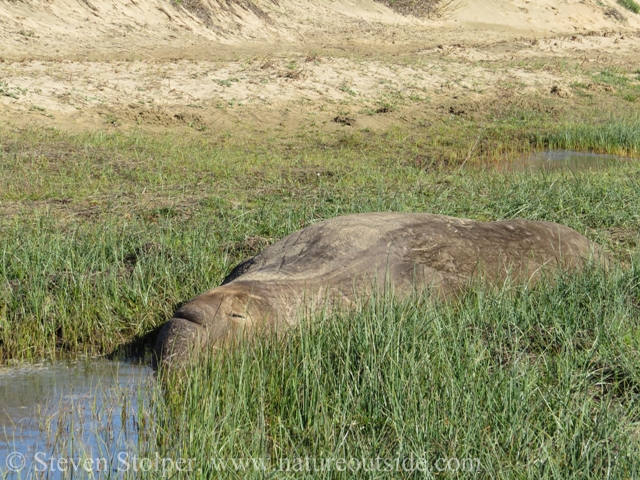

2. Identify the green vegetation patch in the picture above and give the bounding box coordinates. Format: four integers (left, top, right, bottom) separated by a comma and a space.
535, 120, 640, 156
592, 69, 630, 87
618, 0, 640, 14
0, 81, 25, 99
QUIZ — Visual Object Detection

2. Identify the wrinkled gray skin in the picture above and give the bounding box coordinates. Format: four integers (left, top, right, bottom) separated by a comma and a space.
153, 212, 602, 369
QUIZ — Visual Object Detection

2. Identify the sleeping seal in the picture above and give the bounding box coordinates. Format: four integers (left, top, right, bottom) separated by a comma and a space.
153, 212, 602, 369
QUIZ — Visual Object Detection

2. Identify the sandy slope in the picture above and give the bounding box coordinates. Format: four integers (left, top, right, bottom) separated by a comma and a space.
0, 0, 408, 60
1, 0, 638, 60
1, 0, 639, 135
453, 0, 639, 31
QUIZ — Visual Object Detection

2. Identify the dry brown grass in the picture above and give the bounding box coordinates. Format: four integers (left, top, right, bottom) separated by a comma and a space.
374, 0, 462, 18
175, 0, 278, 25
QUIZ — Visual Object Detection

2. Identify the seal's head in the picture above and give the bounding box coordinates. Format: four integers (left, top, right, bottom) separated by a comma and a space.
152, 287, 257, 371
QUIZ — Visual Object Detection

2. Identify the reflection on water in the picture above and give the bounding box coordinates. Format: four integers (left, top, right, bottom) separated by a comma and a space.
0, 359, 151, 479
497, 150, 633, 172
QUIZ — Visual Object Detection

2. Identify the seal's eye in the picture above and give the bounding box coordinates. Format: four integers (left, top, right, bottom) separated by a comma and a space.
230, 313, 246, 319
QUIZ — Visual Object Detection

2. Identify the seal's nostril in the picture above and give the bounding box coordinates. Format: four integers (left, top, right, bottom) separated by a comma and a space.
173, 303, 207, 324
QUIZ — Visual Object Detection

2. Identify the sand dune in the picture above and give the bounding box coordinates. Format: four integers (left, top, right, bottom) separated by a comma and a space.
1, 0, 638, 59
1, 0, 638, 135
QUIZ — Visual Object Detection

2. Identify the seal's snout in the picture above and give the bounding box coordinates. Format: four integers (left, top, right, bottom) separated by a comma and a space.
153, 317, 204, 371
153, 295, 232, 371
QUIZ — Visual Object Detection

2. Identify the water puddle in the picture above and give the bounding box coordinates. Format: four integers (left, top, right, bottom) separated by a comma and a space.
0, 359, 152, 479
493, 150, 633, 172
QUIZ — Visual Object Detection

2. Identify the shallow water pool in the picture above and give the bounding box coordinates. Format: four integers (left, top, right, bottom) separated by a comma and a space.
495, 150, 634, 172
0, 359, 151, 479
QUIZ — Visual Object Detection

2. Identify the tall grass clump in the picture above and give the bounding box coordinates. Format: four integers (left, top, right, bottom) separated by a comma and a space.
618, 0, 640, 14
535, 120, 640, 156
143, 260, 640, 479
0, 215, 233, 361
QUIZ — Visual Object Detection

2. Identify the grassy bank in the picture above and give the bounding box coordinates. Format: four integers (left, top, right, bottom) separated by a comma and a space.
1, 121, 640, 362
535, 119, 640, 156
1, 110, 640, 478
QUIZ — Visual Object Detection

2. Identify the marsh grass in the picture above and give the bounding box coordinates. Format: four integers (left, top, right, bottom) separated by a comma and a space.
1, 110, 640, 478
1, 125, 640, 362
534, 119, 640, 156
143, 259, 640, 478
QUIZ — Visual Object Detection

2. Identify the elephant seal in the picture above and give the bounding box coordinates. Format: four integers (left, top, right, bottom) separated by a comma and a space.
153, 212, 602, 369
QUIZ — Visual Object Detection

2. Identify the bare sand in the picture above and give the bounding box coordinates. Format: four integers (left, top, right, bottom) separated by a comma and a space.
1, 0, 639, 135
